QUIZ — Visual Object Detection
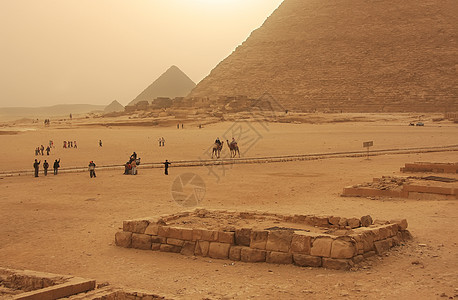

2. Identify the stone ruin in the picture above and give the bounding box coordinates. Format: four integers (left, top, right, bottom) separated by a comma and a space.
401, 162, 458, 174
115, 209, 412, 271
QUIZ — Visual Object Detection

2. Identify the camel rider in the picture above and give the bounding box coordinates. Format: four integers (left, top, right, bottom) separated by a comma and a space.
215, 137, 221, 146
231, 138, 237, 146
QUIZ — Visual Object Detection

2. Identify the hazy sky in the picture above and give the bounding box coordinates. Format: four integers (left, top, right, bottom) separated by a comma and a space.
0, 0, 283, 107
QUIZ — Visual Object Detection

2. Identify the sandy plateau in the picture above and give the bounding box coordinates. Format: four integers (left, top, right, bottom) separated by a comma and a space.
0, 113, 457, 299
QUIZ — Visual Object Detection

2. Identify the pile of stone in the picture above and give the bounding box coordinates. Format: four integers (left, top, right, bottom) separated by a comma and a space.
115, 209, 411, 270
353, 176, 409, 191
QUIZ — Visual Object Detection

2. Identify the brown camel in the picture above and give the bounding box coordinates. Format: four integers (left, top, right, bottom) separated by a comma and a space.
227, 140, 240, 158
212, 141, 223, 159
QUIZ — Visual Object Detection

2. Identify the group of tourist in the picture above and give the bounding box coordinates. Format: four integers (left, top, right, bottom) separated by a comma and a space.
43, 119, 51, 126
35, 145, 52, 156
158, 137, 165, 147
33, 158, 60, 177
63, 141, 77, 148
124, 152, 140, 175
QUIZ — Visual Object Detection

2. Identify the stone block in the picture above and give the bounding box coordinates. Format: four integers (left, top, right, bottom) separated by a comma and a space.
194, 240, 210, 256
293, 254, 322, 267
131, 233, 152, 250
151, 236, 167, 244
291, 232, 311, 254
235, 228, 251, 246
250, 230, 269, 250
322, 258, 353, 270
347, 218, 361, 229
201, 230, 219, 242
338, 218, 348, 227
360, 215, 373, 227
181, 228, 193, 241
390, 219, 408, 230
352, 255, 364, 264
208, 242, 231, 259
115, 231, 132, 248
192, 229, 204, 241
315, 217, 330, 227
218, 231, 235, 244
151, 243, 161, 251
329, 216, 341, 225
374, 239, 391, 255
310, 237, 333, 257
144, 224, 159, 236
229, 246, 243, 261
330, 238, 357, 259
266, 251, 293, 264
266, 230, 293, 252
160, 244, 181, 253
241, 248, 266, 263
168, 227, 183, 239
157, 226, 170, 237
123, 220, 149, 234
363, 251, 376, 258
400, 230, 412, 241
378, 226, 390, 239
180, 241, 196, 256
167, 238, 185, 247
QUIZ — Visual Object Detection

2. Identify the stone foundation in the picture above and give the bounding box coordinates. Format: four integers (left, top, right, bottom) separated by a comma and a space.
115, 209, 412, 270
401, 162, 458, 174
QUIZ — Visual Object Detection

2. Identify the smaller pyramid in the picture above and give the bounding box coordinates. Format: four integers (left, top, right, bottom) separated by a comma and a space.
128, 66, 196, 106
104, 100, 124, 113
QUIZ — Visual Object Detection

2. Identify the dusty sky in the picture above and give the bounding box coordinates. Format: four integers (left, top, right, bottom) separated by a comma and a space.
0, 0, 283, 107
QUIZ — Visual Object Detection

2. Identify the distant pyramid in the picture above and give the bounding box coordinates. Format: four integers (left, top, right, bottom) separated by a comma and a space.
104, 100, 124, 113
128, 66, 196, 106
189, 0, 458, 113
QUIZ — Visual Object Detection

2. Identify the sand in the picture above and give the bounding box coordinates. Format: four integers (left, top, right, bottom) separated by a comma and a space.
0, 113, 457, 299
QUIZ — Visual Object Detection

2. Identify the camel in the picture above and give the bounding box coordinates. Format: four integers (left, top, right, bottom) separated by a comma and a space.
227, 140, 240, 158
212, 141, 223, 159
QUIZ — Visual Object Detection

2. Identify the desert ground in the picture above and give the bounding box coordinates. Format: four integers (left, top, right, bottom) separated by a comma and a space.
0, 113, 457, 299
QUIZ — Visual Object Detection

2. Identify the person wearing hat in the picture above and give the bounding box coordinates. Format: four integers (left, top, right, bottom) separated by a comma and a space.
88, 161, 96, 178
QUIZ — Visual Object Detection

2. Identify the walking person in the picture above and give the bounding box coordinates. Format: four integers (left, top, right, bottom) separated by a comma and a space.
88, 161, 96, 178
63, 141, 67, 148
46, 146, 50, 155
43, 160, 49, 176
161, 137, 165, 147
33, 159, 40, 177
131, 159, 137, 175
40, 145, 44, 155
74, 141, 77, 149
99, 140, 103, 147
163, 160, 171, 175
53, 159, 60, 175
158, 138, 162, 147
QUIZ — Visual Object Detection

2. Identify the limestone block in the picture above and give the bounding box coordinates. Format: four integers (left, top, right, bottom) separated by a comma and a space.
241, 248, 266, 263
329, 216, 341, 225
347, 218, 361, 229
352, 255, 364, 264
208, 242, 231, 259
330, 238, 357, 259
292, 215, 306, 223
201, 230, 219, 242
293, 254, 322, 267
266, 230, 293, 252
235, 228, 251, 246
157, 226, 170, 237
151, 236, 167, 244
194, 240, 210, 256
167, 238, 185, 247
123, 220, 149, 234
192, 229, 204, 241
374, 239, 391, 255
160, 244, 181, 253
310, 237, 333, 257
144, 224, 159, 236
181, 228, 193, 241
322, 258, 354, 270
290, 232, 311, 254
361, 232, 375, 252
115, 231, 132, 248
167, 227, 183, 239
390, 219, 408, 230
363, 251, 376, 258
250, 230, 269, 250
132, 233, 152, 250
180, 241, 196, 256
315, 217, 330, 227
338, 218, 348, 227
229, 246, 243, 261
266, 251, 293, 264
218, 231, 235, 244
151, 243, 161, 251
400, 230, 412, 241
360, 215, 373, 227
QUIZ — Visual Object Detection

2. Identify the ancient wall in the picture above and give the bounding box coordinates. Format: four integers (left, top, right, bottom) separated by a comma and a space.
189, 0, 458, 112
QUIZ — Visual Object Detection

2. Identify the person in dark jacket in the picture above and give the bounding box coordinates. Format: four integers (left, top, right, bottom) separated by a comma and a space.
163, 160, 171, 175
88, 161, 96, 178
33, 159, 40, 177
43, 160, 49, 176
53, 159, 60, 175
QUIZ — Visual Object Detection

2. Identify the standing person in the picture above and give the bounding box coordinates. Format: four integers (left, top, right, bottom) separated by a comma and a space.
88, 161, 96, 178
181, 123, 183, 129
43, 160, 49, 176
161, 137, 165, 147
40, 145, 44, 155
53, 159, 60, 175
74, 141, 77, 149
33, 159, 40, 177
163, 160, 171, 175
131, 159, 137, 175
63, 141, 67, 148
46, 146, 50, 155
158, 138, 162, 147
177, 124, 179, 129
99, 140, 103, 147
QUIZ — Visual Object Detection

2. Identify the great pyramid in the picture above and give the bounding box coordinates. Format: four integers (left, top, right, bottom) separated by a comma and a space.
189, 0, 457, 112
128, 66, 196, 106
